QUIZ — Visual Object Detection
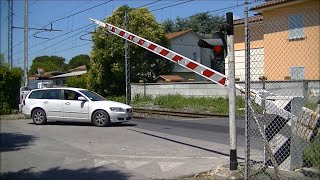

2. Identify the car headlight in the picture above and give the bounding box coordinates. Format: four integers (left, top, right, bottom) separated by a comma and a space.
110, 107, 125, 112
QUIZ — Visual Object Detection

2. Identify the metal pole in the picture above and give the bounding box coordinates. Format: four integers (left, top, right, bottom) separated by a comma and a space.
124, 10, 131, 104
24, 0, 28, 86
8, 0, 13, 68
226, 12, 237, 171
244, 0, 250, 179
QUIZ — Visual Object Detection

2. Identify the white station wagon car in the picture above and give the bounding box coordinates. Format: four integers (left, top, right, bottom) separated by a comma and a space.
22, 87, 133, 127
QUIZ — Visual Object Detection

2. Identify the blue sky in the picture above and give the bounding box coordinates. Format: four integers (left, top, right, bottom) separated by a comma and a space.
0, 0, 261, 69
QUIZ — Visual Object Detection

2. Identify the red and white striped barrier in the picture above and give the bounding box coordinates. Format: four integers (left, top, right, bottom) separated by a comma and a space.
89, 18, 227, 86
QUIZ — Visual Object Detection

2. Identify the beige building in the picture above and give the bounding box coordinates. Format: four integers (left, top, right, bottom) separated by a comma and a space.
231, 0, 319, 81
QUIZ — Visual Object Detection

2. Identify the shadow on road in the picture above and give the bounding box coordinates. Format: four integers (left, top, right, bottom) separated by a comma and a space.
28, 121, 137, 127
0, 166, 131, 180
0, 133, 38, 152
129, 129, 245, 160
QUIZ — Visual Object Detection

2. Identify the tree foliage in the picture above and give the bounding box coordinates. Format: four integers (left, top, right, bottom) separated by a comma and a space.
29, 55, 65, 74
66, 75, 87, 89
0, 53, 4, 65
163, 12, 225, 34
67, 54, 90, 70
0, 53, 23, 114
88, 5, 173, 96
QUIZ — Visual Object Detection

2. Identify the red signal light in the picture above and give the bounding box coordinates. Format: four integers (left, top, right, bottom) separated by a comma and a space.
212, 46, 223, 54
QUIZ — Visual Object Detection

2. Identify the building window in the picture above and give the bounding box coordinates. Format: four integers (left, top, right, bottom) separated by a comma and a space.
288, 14, 304, 40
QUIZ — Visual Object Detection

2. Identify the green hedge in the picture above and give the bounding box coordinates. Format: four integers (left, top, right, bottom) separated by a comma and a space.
0, 65, 23, 115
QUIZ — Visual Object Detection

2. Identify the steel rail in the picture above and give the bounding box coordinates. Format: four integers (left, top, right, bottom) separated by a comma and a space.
134, 108, 228, 118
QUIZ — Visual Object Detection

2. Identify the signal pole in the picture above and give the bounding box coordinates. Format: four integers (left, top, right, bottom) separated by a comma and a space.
226, 12, 238, 170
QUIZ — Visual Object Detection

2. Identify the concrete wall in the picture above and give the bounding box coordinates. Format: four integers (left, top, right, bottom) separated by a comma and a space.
131, 80, 320, 102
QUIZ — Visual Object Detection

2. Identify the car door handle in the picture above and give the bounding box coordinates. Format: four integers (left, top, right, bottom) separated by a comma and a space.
65, 102, 70, 105
44, 101, 49, 104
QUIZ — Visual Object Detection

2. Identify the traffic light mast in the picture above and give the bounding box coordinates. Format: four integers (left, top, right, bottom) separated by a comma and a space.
198, 12, 238, 171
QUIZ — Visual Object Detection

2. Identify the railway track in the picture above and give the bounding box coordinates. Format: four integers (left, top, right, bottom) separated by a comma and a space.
133, 108, 228, 118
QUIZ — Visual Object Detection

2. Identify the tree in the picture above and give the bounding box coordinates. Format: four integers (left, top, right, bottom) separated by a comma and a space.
163, 19, 176, 34
163, 12, 225, 34
0, 53, 23, 114
0, 53, 4, 65
67, 54, 90, 70
88, 5, 173, 97
29, 55, 65, 74
66, 75, 87, 89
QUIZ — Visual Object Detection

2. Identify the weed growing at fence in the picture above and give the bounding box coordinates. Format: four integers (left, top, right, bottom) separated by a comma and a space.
303, 130, 320, 171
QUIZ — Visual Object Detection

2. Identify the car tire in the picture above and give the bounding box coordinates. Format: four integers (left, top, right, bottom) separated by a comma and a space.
32, 108, 47, 125
92, 110, 111, 127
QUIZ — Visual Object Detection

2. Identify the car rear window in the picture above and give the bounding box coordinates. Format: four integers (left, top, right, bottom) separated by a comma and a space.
28, 90, 47, 99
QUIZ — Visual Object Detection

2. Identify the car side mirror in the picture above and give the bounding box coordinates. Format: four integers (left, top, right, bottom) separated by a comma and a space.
78, 96, 87, 101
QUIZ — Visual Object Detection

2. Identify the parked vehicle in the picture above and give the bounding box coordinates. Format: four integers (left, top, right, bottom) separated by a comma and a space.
22, 87, 133, 127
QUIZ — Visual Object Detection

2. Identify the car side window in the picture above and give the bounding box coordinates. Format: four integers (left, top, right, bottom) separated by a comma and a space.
64, 90, 82, 101
29, 90, 47, 99
43, 89, 62, 100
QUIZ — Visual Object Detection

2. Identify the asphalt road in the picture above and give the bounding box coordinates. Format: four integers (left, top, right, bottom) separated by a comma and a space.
0, 116, 262, 180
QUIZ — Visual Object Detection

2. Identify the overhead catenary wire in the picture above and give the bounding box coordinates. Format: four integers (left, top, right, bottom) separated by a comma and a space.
164, 0, 263, 23
11, 0, 113, 52
13, 23, 94, 57
26, 25, 94, 57
14, 41, 92, 66
79, 0, 163, 41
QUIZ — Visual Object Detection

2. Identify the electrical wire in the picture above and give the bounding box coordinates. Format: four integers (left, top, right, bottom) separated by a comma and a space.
134, 0, 162, 9
150, 0, 195, 12
29, 0, 40, 7
54, 42, 92, 54
1, 0, 7, 9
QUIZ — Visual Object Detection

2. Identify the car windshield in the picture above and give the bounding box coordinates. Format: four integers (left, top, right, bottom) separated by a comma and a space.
80, 90, 105, 101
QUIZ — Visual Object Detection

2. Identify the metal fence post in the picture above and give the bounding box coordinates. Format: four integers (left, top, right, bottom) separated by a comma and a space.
244, 0, 250, 178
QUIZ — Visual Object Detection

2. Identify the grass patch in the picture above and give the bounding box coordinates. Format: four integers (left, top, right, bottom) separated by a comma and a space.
303, 130, 320, 171
305, 101, 318, 111
107, 96, 126, 104
131, 94, 245, 116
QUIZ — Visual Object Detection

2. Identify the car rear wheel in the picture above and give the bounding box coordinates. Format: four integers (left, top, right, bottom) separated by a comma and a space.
92, 110, 111, 127
32, 108, 47, 125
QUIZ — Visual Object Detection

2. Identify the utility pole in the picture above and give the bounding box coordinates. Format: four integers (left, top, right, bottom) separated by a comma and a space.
24, 0, 28, 86
124, 10, 131, 104
8, 0, 13, 68
226, 12, 237, 170
0, 2, 2, 55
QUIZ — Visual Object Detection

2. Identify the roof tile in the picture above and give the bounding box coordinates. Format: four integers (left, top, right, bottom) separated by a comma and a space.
250, 0, 298, 11
165, 29, 193, 40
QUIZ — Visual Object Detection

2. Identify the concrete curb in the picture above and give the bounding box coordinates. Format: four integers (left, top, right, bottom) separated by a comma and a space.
209, 164, 244, 180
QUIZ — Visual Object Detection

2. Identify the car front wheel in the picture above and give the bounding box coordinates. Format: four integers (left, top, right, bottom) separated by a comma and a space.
32, 108, 47, 125
92, 110, 111, 127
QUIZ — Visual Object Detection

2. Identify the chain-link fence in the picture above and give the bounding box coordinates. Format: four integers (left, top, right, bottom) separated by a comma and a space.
244, 4, 320, 180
